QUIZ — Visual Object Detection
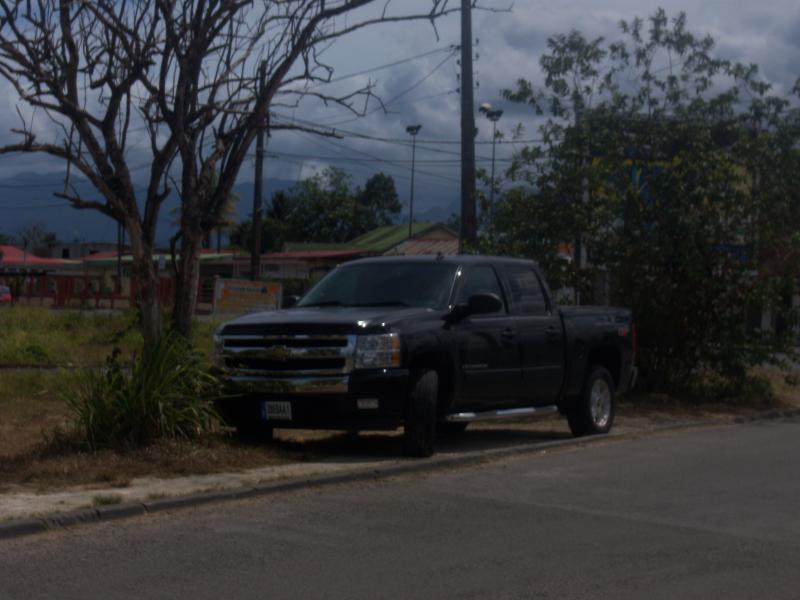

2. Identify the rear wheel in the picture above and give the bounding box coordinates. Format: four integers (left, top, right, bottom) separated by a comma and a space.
403, 370, 438, 457
567, 366, 615, 437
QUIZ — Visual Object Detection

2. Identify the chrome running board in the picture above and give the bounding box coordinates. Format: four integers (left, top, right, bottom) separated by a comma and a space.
444, 405, 559, 423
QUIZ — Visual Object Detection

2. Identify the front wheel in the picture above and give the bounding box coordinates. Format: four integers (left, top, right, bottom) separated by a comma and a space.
403, 370, 438, 457
567, 366, 615, 437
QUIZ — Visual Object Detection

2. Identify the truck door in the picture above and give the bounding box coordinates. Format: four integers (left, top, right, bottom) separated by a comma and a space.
454, 264, 522, 407
502, 264, 564, 404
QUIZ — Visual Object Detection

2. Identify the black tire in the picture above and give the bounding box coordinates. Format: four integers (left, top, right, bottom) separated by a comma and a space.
566, 366, 615, 437
438, 421, 469, 434
403, 370, 438, 457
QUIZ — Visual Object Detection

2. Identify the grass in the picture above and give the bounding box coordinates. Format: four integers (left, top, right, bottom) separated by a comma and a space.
92, 494, 123, 506
0, 305, 220, 367
0, 371, 71, 458
752, 365, 800, 407
65, 335, 222, 451
0, 306, 142, 367
0, 370, 305, 493
0, 436, 308, 494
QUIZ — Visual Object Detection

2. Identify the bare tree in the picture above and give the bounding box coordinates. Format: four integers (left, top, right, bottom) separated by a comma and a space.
0, 0, 464, 345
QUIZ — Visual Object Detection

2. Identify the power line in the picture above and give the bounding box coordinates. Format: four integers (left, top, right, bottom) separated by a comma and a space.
264, 150, 512, 165
295, 131, 461, 186
272, 111, 542, 147
303, 46, 456, 89
0, 203, 71, 210
319, 50, 458, 127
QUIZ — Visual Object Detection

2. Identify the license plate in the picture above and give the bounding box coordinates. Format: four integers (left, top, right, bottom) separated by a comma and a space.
261, 401, 292, 421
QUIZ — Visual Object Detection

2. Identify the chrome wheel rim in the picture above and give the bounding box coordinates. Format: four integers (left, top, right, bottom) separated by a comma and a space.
590, 378, 612, 429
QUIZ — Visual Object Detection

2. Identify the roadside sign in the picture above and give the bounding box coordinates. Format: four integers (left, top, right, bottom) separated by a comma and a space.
213, 278, 282, 316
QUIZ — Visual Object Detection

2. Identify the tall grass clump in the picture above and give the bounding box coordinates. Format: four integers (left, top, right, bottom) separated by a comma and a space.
66, 334, 222, 450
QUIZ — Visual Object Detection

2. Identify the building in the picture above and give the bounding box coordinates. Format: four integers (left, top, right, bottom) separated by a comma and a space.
240, 222, 459, 282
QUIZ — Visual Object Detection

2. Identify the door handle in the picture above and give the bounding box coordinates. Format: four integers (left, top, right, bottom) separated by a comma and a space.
545, 326, 560, 339
501, 328, 515, 340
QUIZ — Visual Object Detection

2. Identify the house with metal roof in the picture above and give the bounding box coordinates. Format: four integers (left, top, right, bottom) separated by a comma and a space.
245, 222, 459, 281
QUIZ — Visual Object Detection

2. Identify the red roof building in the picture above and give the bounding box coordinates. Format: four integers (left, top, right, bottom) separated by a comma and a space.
0, 245, 79, 268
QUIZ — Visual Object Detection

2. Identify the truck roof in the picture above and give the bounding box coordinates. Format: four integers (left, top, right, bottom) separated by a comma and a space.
341, 254, 537, 268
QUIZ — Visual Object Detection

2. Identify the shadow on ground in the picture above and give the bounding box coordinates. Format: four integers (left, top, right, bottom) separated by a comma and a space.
259, 422, 573, 463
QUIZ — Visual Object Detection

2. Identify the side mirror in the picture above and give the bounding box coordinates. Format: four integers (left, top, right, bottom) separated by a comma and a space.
283, 295, 300, 309
468, 292, 503, 315
444, 293, 503, 323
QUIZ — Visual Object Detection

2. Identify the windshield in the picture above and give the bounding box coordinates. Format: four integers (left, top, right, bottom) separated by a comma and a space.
298, 262, 458, 311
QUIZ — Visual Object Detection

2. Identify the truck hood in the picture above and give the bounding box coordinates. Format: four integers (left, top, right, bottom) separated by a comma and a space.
219, 306, 440, 335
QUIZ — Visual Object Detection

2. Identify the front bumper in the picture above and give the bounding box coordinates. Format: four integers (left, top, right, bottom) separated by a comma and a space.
217, 368, 411, 431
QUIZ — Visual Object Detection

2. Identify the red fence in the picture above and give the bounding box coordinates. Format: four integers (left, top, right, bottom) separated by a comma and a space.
2, 273, 211, 311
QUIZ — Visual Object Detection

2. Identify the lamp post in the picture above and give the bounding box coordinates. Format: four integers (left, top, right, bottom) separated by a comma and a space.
479, 103, 503, 236
405, 124, 422, 238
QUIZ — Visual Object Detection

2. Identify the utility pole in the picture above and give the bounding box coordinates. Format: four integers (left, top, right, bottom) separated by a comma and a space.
250, 60, 267, 281
459, 0, 477, 251
479, 103, 503, 241
405, 124, 422, 238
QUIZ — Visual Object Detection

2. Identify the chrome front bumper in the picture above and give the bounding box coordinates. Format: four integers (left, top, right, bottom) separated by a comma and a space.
227, 374, 349, 395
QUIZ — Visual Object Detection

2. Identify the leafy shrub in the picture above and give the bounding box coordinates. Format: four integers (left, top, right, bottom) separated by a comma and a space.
66, 334, 222, 450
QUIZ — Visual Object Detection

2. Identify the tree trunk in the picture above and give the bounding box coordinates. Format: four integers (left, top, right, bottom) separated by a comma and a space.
174, 230, 203, 339
128, 227, 162, 350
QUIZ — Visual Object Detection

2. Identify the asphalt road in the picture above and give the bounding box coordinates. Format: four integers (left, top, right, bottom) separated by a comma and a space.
2, 418, 799, 600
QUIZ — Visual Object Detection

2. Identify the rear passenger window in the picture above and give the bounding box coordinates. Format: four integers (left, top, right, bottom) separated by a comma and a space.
505, 266, 548, 315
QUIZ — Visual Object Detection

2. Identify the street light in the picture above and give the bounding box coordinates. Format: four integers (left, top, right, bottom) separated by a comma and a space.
479, 103, 503, 235
405, 124, 422, 238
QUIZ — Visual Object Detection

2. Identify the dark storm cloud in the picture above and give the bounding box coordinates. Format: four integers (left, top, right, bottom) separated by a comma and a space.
1, 0, 798, 232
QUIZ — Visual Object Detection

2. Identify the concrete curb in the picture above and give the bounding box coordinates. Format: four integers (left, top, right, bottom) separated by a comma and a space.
2, 410, 798, 542
732, 408, 800, 423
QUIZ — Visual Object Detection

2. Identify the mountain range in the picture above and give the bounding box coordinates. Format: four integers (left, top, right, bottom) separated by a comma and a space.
0, 172, 458, 245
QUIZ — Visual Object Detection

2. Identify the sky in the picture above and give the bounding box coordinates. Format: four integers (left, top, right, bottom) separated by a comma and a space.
0, 0, 798, 243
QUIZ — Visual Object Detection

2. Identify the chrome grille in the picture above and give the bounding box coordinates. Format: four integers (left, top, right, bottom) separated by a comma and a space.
221, 334, 356, 377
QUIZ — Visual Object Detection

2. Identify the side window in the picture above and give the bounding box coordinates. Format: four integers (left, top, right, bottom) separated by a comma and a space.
505, 265, 548, 316
458, 265, 506, 314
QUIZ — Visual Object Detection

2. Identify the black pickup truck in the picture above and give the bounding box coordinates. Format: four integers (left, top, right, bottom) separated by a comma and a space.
214, 255, 636, 457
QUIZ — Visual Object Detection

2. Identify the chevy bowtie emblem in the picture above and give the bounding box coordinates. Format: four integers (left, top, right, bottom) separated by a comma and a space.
266, 345, 291, 360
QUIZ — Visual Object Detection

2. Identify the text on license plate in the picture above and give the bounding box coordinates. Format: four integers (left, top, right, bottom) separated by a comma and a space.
261, 401, 292, 421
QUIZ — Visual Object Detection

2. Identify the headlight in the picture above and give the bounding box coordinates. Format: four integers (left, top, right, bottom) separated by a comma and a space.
354, 333, 401, 369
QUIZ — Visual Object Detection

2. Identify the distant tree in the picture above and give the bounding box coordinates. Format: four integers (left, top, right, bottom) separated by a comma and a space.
15, 223, 59, 256
354, 172, 401, 234
232, 168, 402, 252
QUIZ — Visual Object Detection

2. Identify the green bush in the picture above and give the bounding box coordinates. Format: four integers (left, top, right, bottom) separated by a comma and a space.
66, 334, 222, 450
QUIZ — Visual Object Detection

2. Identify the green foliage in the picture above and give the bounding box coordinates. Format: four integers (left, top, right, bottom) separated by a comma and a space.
65, 335, 222, 451
92, 494, 123, 506
0, 306, 142, 367
491, 9, 800, 397
231, 167, 401, 251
